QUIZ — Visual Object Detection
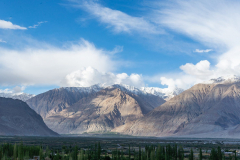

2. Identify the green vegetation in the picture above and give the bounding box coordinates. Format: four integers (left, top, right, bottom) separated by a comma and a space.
0, 136, 240, 160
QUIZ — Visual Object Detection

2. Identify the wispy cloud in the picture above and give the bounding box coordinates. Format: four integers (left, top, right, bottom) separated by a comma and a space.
0, 39, 7, 43
147, 0, 240, 89
194, 49, 213, 53
70, 0, 162, 34
28, 21, 48, 28
107, 45, 123, 55
0, 19, 27, 30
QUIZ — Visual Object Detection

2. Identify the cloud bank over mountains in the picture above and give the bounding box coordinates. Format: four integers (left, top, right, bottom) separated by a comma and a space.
63, 67, 144, 88
0, 39, 117, 86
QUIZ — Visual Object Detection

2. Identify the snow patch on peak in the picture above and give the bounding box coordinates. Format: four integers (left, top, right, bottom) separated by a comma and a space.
59, 83, 184, 101
0, 92, 35, 102
59, 83, 105, 93
111, 84, 184, 101
140, 87, 184, 100
204, 75, 240, 84
111, 84, 142, 95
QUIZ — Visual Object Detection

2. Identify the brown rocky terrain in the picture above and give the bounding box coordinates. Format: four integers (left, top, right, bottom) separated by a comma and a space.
0, 97, 58, 136
27, 86, 165, 134
114, 82, 240, 138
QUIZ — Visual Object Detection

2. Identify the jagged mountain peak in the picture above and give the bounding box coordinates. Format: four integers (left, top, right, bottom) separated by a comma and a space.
0, 92, 35, 102
59, 83, 183, 101
57, 84, 105, 93
204, 75, 240, 84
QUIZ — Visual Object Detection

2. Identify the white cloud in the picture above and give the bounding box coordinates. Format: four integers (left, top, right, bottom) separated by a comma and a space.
180, 60, 213, 79
63, 67, 145, 88
0, 19, 27, 30
108, 45, 123, 55
159, 61, 214, 89
0, 39, 7, 43
0, 39, 117, 86
71, 0, 161, 34
29, 21, 47, 29
194, 49, 212, 53
156, 0, 240, 48
149, 0, 240, 89
0, 86, 25, 94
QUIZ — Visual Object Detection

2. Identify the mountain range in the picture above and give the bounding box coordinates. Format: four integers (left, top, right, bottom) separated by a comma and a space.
0, 84, 183, 102
26, 84, 166, 134
2, 75, 240, 138
115, 75, 240, 138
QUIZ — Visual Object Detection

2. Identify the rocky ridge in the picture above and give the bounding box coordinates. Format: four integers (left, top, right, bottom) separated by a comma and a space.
0, 97, 58, 136
114, 76, 240, 138
26, 85, 166, 134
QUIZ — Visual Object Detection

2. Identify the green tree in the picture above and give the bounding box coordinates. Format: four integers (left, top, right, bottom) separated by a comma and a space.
210, 148, 217, 160
139, 146, 141, 160
73, 146, 78, 160
0, 145, 2, 160
129, 145, 131, 160
178, 146, 184, 160
13, 144, 17, 160
199, 148, 202, 160
189, 149, 193, 160
97, 142, 101, 160
18, 143, 23, 160
150, 150, 155, 160
39, 147, 43, 160
217, 147, 222, 160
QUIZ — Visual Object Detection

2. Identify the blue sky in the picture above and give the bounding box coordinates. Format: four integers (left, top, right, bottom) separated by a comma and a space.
0, 0, 239, 95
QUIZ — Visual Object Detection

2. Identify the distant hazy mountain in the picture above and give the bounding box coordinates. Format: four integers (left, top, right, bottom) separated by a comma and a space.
0, 92, 35, 102
0, 97, 58, 136
115, 76, 240, 138
26, 85, 165, 134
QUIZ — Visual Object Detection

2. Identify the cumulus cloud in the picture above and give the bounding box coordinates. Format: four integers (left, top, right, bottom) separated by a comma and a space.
194, 49, 212, 53
0, 19, 27, 30
160, 76, 198, 90
0, 39, 117, 86
63, 67, 145, 88
180, 60, 213, 79
70, 0, 161, 34
159, 61, 214, 89
29, 21, 47, 28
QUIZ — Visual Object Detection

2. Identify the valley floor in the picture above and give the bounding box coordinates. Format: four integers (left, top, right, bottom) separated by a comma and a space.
1, 135, 240, 160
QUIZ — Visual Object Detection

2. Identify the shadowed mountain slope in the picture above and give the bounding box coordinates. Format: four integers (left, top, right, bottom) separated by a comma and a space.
0, 97, 58, 136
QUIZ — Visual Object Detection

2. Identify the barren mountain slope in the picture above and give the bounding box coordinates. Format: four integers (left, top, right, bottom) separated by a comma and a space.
27, 86, 165, 134
0, 97, 58, 136
115, 82, 240, 137
26, 86, 102, 119
44, 87, 164, 134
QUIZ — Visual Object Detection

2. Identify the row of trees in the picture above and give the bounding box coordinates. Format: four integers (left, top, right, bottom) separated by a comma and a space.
0, 142, 236, 160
